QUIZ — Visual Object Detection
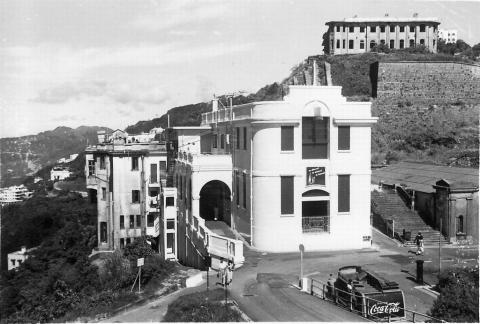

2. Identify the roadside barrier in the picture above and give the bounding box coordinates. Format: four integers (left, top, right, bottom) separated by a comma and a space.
308, 278, 444, 322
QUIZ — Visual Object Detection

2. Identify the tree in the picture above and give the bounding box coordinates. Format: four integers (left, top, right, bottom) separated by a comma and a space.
322, 31, 330, 54
429, 267, 479, 322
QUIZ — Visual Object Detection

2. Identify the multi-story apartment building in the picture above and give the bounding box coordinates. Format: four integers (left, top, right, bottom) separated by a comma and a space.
438, 29, 457, 44
325, 15, 440, 55
173, 80, 377, 257
85, 130, 168, 252
0, 184, 32, 205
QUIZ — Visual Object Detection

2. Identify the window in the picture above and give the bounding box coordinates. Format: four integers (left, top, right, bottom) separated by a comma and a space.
242, 173, 247, 208
220, 134, 225, 149
236, 127, 240, 149
132, 190, 140, 203
380, 39, 385, 45
213, 134, 218, 148
342, 39, 345, 48
166, 197, 175, 206
349, 39, 354, 49
380, 25, 385, 33
18, 260, 22, 265
11, 259, 15, 266
409, 39, 415, 47
400, 39, 405, 49
302, 117, 329, 159
129, 215, 134, 228
88, 160, 95, 175
343, 26, 345, 32
336, 39, 340, 48
100, 222, 107, 243
410, 26, 415, 32
147, 213, 155, 227
102, 187, 106, 200
360, 40, 365, 49
433, 40, 436, 47
370, 40, 376, 49
390, 39, 395, 48
338, 126, 350, 150
420, 24, 425, 32
281, 176, 294, 215
281, 126, 294, 151
390, 25, 395, 32
360, 26, 365, 33
126, 238, 131, 245
120, 215, 125, 229
420, 39, 425, 45
349, 26, 354, 33
243, 127, 247, 150
338, 175, 350, 212
131, 157, 139, 170
167, 220, 175, 230
370, 26, 376, 32
336, 25, 340, 32
400, 26, 405, 32
150, 163, 157, 183
100, 156, 106, 169
120, 238, 125, 248
136, 215, 141, 228
456, 215, 464, 234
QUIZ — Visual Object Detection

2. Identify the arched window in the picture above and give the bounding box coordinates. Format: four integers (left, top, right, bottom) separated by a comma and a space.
360, 40, 365, 49
400, 39, 405, 49
420, 39, 425, 45
390, 39, 395, 48
370, 40, 376, 49
409, 39, 415, 47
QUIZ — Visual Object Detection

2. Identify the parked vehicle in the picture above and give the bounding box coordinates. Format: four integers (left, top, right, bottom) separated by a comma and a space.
334, 266, 405, 320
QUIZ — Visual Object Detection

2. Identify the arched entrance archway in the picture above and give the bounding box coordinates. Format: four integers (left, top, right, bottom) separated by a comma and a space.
199, 180, 231, 226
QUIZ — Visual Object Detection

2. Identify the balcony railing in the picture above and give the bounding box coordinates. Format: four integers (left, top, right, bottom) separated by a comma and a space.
302, 216, 330, 233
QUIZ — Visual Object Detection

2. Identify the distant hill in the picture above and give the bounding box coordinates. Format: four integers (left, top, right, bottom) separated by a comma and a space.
0, 126, 111, 187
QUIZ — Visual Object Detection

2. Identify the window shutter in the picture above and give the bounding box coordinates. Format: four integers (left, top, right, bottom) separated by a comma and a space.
338, 126, 350, 150
338, 175, 350, 212
281, 176, 294, 214
281, 126, 294, 151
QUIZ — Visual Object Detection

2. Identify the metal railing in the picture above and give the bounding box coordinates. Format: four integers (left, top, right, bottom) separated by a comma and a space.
302, 216, 330, 233
308, 278, 443, 322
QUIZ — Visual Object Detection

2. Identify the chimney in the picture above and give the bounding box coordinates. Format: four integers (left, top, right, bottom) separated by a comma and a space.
97, 130, 106, 143
212, 97, 218, 112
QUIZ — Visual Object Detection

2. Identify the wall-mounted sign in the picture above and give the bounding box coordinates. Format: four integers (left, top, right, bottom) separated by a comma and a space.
306, 167, 325, 186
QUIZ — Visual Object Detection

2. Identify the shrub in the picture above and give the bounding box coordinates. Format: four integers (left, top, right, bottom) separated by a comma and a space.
140, 254, 176, 285
164, 289, 243, 322
429, 267, 479, 322
123, 237, 155, 261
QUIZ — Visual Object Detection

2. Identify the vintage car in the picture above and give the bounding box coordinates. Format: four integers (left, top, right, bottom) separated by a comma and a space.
334, 265, 406, 320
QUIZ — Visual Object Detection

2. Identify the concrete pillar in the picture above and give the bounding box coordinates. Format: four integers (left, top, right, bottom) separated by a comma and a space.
192, 196, 200, 218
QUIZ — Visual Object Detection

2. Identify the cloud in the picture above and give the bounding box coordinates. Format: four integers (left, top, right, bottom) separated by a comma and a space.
130, 0, 227, 32
195, 75, 215, 102
33, 81, 170, 106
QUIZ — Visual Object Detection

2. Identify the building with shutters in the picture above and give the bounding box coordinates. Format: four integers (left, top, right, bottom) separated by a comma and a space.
172, 81, 377, 254
325, 15, 440, 55
438, 29, 458, 44
85, 130, 169, 253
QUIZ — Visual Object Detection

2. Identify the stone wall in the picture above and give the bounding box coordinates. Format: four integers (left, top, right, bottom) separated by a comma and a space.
373, 61, 480, 104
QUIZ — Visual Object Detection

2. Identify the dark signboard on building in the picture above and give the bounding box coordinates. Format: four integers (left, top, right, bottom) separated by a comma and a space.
306, 167, 325, 186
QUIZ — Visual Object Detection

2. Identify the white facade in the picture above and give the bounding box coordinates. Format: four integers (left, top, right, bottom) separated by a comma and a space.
172, 84, 377, 253
7, 246, 31, 271
438, 29, 457, 44
86, 131, 168, 251
50, 168, 72, 181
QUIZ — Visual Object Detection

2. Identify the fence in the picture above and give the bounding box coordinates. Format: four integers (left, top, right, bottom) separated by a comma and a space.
308, 278, 443, 322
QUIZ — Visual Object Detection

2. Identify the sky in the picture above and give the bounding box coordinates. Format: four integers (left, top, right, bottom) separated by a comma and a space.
1, 0, 479, 138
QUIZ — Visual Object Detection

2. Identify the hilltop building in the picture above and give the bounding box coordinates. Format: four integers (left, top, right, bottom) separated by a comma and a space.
0, 184, 32, 205
7, 246, 35, 271
438, 29, 457, 44
325, 15, 440, 55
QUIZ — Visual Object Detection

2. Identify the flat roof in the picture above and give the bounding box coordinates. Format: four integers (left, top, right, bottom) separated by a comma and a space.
372, 161, 478, 193
326, 17, 440, 24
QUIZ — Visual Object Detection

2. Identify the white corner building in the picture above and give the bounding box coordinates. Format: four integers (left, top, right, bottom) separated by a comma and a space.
172, 82, 377, 256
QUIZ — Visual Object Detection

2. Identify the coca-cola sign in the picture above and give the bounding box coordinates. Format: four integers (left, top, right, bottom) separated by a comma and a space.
366, 291, 405, 319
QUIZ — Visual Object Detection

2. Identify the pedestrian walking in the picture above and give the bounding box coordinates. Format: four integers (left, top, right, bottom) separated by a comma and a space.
414, 232, 424, 255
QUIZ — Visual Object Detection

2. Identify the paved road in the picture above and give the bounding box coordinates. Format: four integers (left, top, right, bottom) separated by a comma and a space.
101, 228, 478, 322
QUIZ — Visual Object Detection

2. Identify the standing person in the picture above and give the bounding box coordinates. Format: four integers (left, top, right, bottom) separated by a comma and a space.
217, 258, 227, 286
414, 232, 424, 255
327, 274, 336, 298
226, 261, 234, 285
